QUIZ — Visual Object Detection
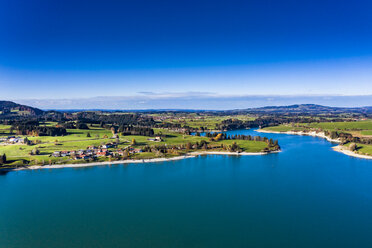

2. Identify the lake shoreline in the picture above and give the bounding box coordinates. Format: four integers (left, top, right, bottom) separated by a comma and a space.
332, 145, 372, 160
257, 129, 372, 160
256, 129, 341, 143
11, 150, 280, 171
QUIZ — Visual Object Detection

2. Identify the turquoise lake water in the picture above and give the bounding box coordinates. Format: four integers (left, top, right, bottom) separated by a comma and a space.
1, 129, 372, 248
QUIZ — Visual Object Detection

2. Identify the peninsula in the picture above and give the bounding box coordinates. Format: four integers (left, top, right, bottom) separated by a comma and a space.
0, 101, 280, 170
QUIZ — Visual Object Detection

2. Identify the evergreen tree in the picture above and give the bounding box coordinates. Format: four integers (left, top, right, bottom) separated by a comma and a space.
31, 148, 40, 155
0, 154, 6, 164
24, 137, 30, 145
186, 142, 192, 150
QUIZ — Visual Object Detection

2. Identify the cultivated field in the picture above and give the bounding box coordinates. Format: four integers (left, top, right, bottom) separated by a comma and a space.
263, 121, 372, 134
300, 121, 372, 131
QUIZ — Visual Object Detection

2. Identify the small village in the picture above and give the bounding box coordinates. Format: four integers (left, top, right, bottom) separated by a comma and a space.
0, 136, 26, 145
52, 143, 143, 160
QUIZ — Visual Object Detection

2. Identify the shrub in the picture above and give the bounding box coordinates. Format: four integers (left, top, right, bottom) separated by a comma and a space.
349, 143, 358, 151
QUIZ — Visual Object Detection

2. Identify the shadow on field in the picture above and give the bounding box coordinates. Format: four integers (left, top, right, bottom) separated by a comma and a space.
163, 134, 177, 138
133, 142, 147, 146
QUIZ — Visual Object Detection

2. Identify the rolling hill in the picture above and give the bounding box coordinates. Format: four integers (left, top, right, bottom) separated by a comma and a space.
0, 101, 44, 116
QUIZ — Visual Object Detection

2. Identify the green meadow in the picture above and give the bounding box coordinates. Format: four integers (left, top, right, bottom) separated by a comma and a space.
357, 144, 372, 156
343, 143, 372, 156
263, 121, 372, 133
156, 115, 255, 129
300, 121, 372, 131
361, 130, 372, 135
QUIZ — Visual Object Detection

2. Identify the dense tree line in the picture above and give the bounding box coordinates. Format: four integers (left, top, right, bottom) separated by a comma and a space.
74, 112, 156, 126
203, 132, 280, 150
12, 124, 67, 136
59, 122, 90, 129
76, 122, 89, 129
156, 122, 183, 129
217, 117, 280, 130
216, 116, 356, 131
119, 125, 155, 136
60, 122, 76, 129
325, 130, 372, 145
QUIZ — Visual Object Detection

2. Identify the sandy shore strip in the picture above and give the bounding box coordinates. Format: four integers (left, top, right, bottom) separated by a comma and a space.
189, 151, 273, 156
14, 150, 280, 171
256, 129, 341, 143
332, 145, 372, 160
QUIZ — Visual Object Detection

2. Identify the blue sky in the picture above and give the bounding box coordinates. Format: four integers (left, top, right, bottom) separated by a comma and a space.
1, 0, 372, 108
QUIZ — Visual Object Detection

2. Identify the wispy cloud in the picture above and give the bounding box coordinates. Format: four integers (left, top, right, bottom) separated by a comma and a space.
135, 91, 214, 98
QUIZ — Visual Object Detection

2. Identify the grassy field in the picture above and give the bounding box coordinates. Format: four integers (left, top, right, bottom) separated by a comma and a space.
262, 125, 303, 132
157, 115, 255, 129
361, 130, 372, 135
0, 124, 271, 167
343, 143, 372, 156
113, 128, 267, 153
0, 123, 123, 166
0, 124, 12, 135
300, 121, 372, 131
357, 144, 372, 156
263, 121, 372, 134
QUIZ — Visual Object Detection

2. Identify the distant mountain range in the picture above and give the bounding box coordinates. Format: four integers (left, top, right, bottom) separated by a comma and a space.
239, 104, 372, 114
1, 101, 372, 116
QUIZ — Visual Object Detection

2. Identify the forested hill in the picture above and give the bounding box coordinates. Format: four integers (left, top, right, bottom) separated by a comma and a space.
229, 104, 372, 115
0, 101, 44, 116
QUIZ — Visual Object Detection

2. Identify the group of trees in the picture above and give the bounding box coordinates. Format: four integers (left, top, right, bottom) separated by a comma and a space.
324, 130, 372, 145
216, 116, 357, 132
76, 122, 89, 129
58, 121, 89, 129
0, 154, 6, 165
119, 125, 155, 136
74, 112, 156, 127
193, 132, 280, 151
156, 122, 183, 129
357, 137, 372, 145
157, 116, 323, 133
60, 122, 90, 129
204, 132, 279, 146
217, 117, 301, 131
60, 122, 76, 129
325, 131, 353, 141
12, 124, 67, 136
